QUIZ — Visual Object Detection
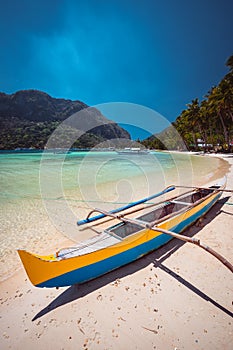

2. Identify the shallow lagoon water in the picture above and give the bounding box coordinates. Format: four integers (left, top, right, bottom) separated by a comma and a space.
0, 150, 225, 280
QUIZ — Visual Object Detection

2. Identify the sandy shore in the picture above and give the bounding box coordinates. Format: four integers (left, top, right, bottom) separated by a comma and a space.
0, 154, 232, 349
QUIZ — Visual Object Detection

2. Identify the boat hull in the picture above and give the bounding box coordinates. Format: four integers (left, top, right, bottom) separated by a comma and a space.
18, 190, 221, 288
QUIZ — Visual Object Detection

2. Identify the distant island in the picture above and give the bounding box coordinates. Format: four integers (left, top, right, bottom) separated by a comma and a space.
0, 90, 130, 150
0, 55, 232, 152
143, 54, 233, 152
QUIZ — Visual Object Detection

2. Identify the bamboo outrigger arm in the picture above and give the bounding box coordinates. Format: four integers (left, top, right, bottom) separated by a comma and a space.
150, 226, 233, 273
93, 208, 233, 274
174, 185, 233, 194
77, 185, 175, 226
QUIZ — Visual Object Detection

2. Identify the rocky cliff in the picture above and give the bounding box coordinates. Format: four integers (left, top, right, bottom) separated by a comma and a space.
0, 90, 130, 149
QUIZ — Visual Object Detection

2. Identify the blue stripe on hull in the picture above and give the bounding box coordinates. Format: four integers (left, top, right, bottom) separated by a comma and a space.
37, 233, 171, 288
37, 194, 220, 288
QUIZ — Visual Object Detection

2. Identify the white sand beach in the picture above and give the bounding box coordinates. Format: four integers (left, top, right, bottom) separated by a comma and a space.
0, 154, 232, 350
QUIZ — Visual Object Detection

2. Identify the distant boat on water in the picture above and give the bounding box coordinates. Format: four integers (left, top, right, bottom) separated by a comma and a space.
43, 148, 72, 154
116, 147, 150, 155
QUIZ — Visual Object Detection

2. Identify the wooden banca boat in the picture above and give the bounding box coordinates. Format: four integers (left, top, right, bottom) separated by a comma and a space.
18, 178, 231, 288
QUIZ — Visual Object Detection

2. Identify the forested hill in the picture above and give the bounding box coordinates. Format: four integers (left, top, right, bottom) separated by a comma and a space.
0, 90, 130, 149
143, 55, 233, 152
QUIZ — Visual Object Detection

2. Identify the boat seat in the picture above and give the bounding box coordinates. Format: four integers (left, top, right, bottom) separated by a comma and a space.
170, 200, 191, 206
56, 232, 120, 259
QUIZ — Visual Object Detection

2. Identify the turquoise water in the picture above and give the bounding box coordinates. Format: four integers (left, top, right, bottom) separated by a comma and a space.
0, 151, 179, 201
0, 150, 222, 280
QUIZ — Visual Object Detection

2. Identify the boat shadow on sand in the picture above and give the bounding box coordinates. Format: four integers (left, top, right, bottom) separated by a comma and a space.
33, 196, 233, 321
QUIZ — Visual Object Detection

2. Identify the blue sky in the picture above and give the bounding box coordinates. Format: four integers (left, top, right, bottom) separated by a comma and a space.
0, 0, 232, 138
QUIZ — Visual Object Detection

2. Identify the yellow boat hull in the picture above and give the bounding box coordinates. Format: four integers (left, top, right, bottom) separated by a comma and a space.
18, 189, 221, 288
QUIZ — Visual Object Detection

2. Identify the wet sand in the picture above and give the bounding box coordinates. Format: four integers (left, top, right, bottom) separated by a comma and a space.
0, 154, 232, 349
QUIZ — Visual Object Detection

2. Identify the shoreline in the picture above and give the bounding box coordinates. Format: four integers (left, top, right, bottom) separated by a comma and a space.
0, 153, 232, 349
0, 152, 231, 283
0, 152, 229, 283
0, 152, 228, 283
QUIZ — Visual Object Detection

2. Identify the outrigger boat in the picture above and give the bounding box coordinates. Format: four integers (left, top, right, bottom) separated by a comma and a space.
18, 178, 233, 288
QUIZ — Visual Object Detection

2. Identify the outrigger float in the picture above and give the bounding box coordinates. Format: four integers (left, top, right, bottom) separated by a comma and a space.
18, 178, 233, 288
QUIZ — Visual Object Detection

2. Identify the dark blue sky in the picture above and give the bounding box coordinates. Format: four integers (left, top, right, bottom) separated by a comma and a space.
0, 0, 232, 136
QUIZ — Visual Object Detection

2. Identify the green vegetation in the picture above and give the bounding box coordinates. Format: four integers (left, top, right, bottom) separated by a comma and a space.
0, 121, 59, 149
0, 121, 111, 150
143, 55, 233, 152
0, 90, 130, 150
1, 56, 232, 152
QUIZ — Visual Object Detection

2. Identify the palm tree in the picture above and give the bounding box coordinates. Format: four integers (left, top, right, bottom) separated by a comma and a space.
226, 54, 233, 72
174, 54, 233, 152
